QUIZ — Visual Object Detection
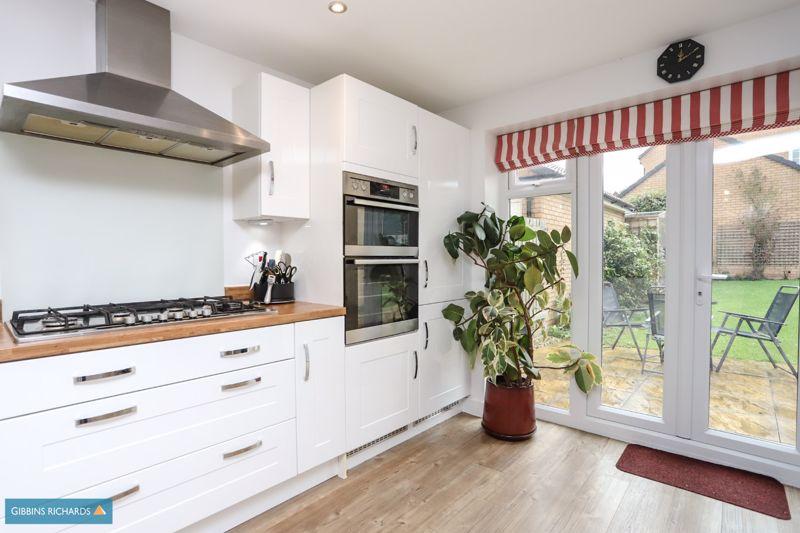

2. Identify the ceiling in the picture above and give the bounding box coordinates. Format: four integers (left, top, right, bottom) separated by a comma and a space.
150, 0, 799, 112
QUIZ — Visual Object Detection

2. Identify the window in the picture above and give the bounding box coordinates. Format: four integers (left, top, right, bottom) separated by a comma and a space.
790, 148, 800, 164
506, 161, 575, 410
508, 160, 570, 192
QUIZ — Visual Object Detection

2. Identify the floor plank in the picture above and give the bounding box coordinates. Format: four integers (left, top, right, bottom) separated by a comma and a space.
231, 414, 800, 533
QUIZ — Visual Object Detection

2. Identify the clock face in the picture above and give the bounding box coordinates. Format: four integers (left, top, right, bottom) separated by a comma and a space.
657, 39, 704, 83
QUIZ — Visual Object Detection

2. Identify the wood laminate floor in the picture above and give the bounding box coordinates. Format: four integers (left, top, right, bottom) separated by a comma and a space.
231, 413, 800, 533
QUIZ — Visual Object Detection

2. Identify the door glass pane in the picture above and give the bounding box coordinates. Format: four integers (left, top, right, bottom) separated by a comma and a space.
708, 125, 800, 445
601, 147, 667, 418
509, 191, 572, 410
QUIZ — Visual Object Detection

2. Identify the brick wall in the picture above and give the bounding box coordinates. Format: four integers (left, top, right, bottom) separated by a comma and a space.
620, 133, 800, 279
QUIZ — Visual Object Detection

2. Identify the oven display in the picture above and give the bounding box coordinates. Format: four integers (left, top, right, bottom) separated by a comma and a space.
370, 182, 399, 200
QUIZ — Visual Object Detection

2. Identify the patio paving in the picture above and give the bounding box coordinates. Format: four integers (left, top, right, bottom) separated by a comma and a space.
533, 346, 798, 446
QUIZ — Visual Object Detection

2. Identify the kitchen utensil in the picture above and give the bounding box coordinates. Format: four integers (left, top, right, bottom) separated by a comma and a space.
274, 262, 297, 284
263, 274, 276, 304
245, 251, 267, 289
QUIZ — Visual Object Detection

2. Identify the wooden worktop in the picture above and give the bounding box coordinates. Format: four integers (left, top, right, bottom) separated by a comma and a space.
0, 301, 345, 365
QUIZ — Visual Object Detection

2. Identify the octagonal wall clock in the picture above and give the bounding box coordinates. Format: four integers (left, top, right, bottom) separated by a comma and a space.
657, 38, 705, 83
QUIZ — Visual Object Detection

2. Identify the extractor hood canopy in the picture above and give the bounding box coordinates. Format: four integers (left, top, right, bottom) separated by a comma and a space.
0, 0, 269, 166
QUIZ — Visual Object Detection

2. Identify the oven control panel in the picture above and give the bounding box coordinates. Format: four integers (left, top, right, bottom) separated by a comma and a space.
343, 172, 418, 206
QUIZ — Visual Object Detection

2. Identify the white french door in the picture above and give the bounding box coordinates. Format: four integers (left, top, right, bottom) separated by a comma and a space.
581, 146, 681, 435
689, 129, 800, 464
506, 127, 800, 469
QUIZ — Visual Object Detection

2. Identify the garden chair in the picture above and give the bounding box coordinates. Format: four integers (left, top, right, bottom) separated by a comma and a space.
711, 285, 799, 378
602, 281, 649, 360
642, 286, 665, 374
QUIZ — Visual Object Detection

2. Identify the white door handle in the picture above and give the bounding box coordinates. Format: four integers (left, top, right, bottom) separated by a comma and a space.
697, 274, 728, 282
695, 273, 727, 306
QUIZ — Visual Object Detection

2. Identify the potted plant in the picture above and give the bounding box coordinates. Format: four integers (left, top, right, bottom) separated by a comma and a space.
442, 204, 601, 440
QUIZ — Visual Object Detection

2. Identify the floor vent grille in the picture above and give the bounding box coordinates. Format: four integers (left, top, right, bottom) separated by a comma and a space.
346, 425, 409, 457
413, 399, 463, 426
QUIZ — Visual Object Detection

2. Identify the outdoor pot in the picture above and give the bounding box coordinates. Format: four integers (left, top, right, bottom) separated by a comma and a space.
481, 379, 536, 440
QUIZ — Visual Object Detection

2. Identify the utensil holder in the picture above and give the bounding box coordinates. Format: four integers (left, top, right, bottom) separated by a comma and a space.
254, 281, 294, 304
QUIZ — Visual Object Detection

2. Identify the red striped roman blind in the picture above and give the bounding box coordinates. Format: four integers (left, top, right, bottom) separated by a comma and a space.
495, 68, 800, 171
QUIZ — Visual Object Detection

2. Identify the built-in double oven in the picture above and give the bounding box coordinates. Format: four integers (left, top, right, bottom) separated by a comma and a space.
343, 171, 419, 345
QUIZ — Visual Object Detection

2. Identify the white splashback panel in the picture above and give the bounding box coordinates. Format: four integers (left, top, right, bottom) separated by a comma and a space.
0, 134, 223, 318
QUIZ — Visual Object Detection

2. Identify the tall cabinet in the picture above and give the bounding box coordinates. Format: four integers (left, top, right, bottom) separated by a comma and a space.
418, 109, 469, 305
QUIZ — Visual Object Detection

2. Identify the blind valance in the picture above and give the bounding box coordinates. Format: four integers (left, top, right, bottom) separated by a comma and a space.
495, 69, 800, 172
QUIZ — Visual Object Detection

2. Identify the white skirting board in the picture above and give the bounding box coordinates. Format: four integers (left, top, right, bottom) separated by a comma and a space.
181, 404, 465, 532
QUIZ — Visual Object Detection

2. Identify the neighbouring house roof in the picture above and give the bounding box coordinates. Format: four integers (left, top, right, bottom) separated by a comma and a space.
604, 193, 634, 211
622, 137, 800, 199
517, 162, 567, 182
617, 161, 666, 198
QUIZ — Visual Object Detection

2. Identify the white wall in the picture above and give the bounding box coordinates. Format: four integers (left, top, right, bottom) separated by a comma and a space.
0, 0, 311, 317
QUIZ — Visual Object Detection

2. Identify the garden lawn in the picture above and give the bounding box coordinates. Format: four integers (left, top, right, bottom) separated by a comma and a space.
602, 279, 799, 364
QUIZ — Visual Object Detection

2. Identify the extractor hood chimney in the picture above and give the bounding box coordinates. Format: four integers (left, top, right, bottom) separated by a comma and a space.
0, 0, 269, 166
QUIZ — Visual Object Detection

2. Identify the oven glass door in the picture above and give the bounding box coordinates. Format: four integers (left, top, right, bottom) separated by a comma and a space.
344, 259, 419, 344
344, 198, 419, 257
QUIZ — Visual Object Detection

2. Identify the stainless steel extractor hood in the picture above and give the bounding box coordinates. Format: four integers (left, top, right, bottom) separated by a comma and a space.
0, 0, 269, 166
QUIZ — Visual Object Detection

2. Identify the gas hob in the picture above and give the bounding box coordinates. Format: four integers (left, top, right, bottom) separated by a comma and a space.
6, 296, 266, 343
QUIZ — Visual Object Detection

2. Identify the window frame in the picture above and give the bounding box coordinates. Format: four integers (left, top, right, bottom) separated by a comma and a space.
503, 159, 577, 415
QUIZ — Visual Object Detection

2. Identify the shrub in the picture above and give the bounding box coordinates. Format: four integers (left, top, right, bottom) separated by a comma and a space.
603, 221, 661, 307
738, 168, 779, 279
629, 191, 666, 212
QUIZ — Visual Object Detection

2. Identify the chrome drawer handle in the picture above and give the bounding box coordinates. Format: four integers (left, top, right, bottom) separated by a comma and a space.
110, 485, 140, 502
221, 376, 262, 391
223, 440, 262, 460
75, 406, 137, 427
220, 345, 260, 358
303, 343, 310, 382
73, 367, 135, 384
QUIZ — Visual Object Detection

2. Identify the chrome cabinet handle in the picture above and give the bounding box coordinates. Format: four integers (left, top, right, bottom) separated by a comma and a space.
109, 485, 140, 502
424, 260, 429, 288
267, 160, 275, 196
73, 367, 135, 384
303, 343, 311, 382
221, 376, 262, 391
424, 322, 429, 350
75, 406, 137, 427
223, 440, 262, 460
411, 125, 418, 155
220, 345, 260, 358
413, 350, 418, 380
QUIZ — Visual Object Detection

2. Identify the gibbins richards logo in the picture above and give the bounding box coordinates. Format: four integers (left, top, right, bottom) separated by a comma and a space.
93, 504, 107, 516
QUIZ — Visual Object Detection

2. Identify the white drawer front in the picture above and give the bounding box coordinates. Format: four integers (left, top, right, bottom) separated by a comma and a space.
8, 420, 297, 532
62, 420, 296, 533
0, 360, 294, 501
0, 324, 293, 420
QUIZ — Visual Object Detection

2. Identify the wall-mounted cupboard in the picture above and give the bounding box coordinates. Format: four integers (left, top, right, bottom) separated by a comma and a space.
233, 73, 310, 221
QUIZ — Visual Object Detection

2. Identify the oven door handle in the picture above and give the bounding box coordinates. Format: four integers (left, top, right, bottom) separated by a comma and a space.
347, 197, 419, 213
349, 259, 420, 266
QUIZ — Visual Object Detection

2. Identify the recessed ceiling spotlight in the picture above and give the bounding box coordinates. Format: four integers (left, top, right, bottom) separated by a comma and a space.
328, 1, 348, 14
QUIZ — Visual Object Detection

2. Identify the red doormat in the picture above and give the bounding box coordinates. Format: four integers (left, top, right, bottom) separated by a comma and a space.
616, 444, 791, 519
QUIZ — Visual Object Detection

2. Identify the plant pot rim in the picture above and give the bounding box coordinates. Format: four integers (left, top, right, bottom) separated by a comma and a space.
485, 378, 533, 390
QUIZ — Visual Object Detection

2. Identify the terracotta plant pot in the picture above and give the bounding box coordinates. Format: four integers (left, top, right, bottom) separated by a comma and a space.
481, 379, 536, 440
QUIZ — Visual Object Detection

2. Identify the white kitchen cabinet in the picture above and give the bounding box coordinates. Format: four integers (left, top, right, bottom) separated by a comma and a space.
343, 76, 419, 179
233, 72, 310, 221
295, 317, 346, 473
345, 332, 419, 450
419, 301, 471, 417
418, 109, 470, 305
